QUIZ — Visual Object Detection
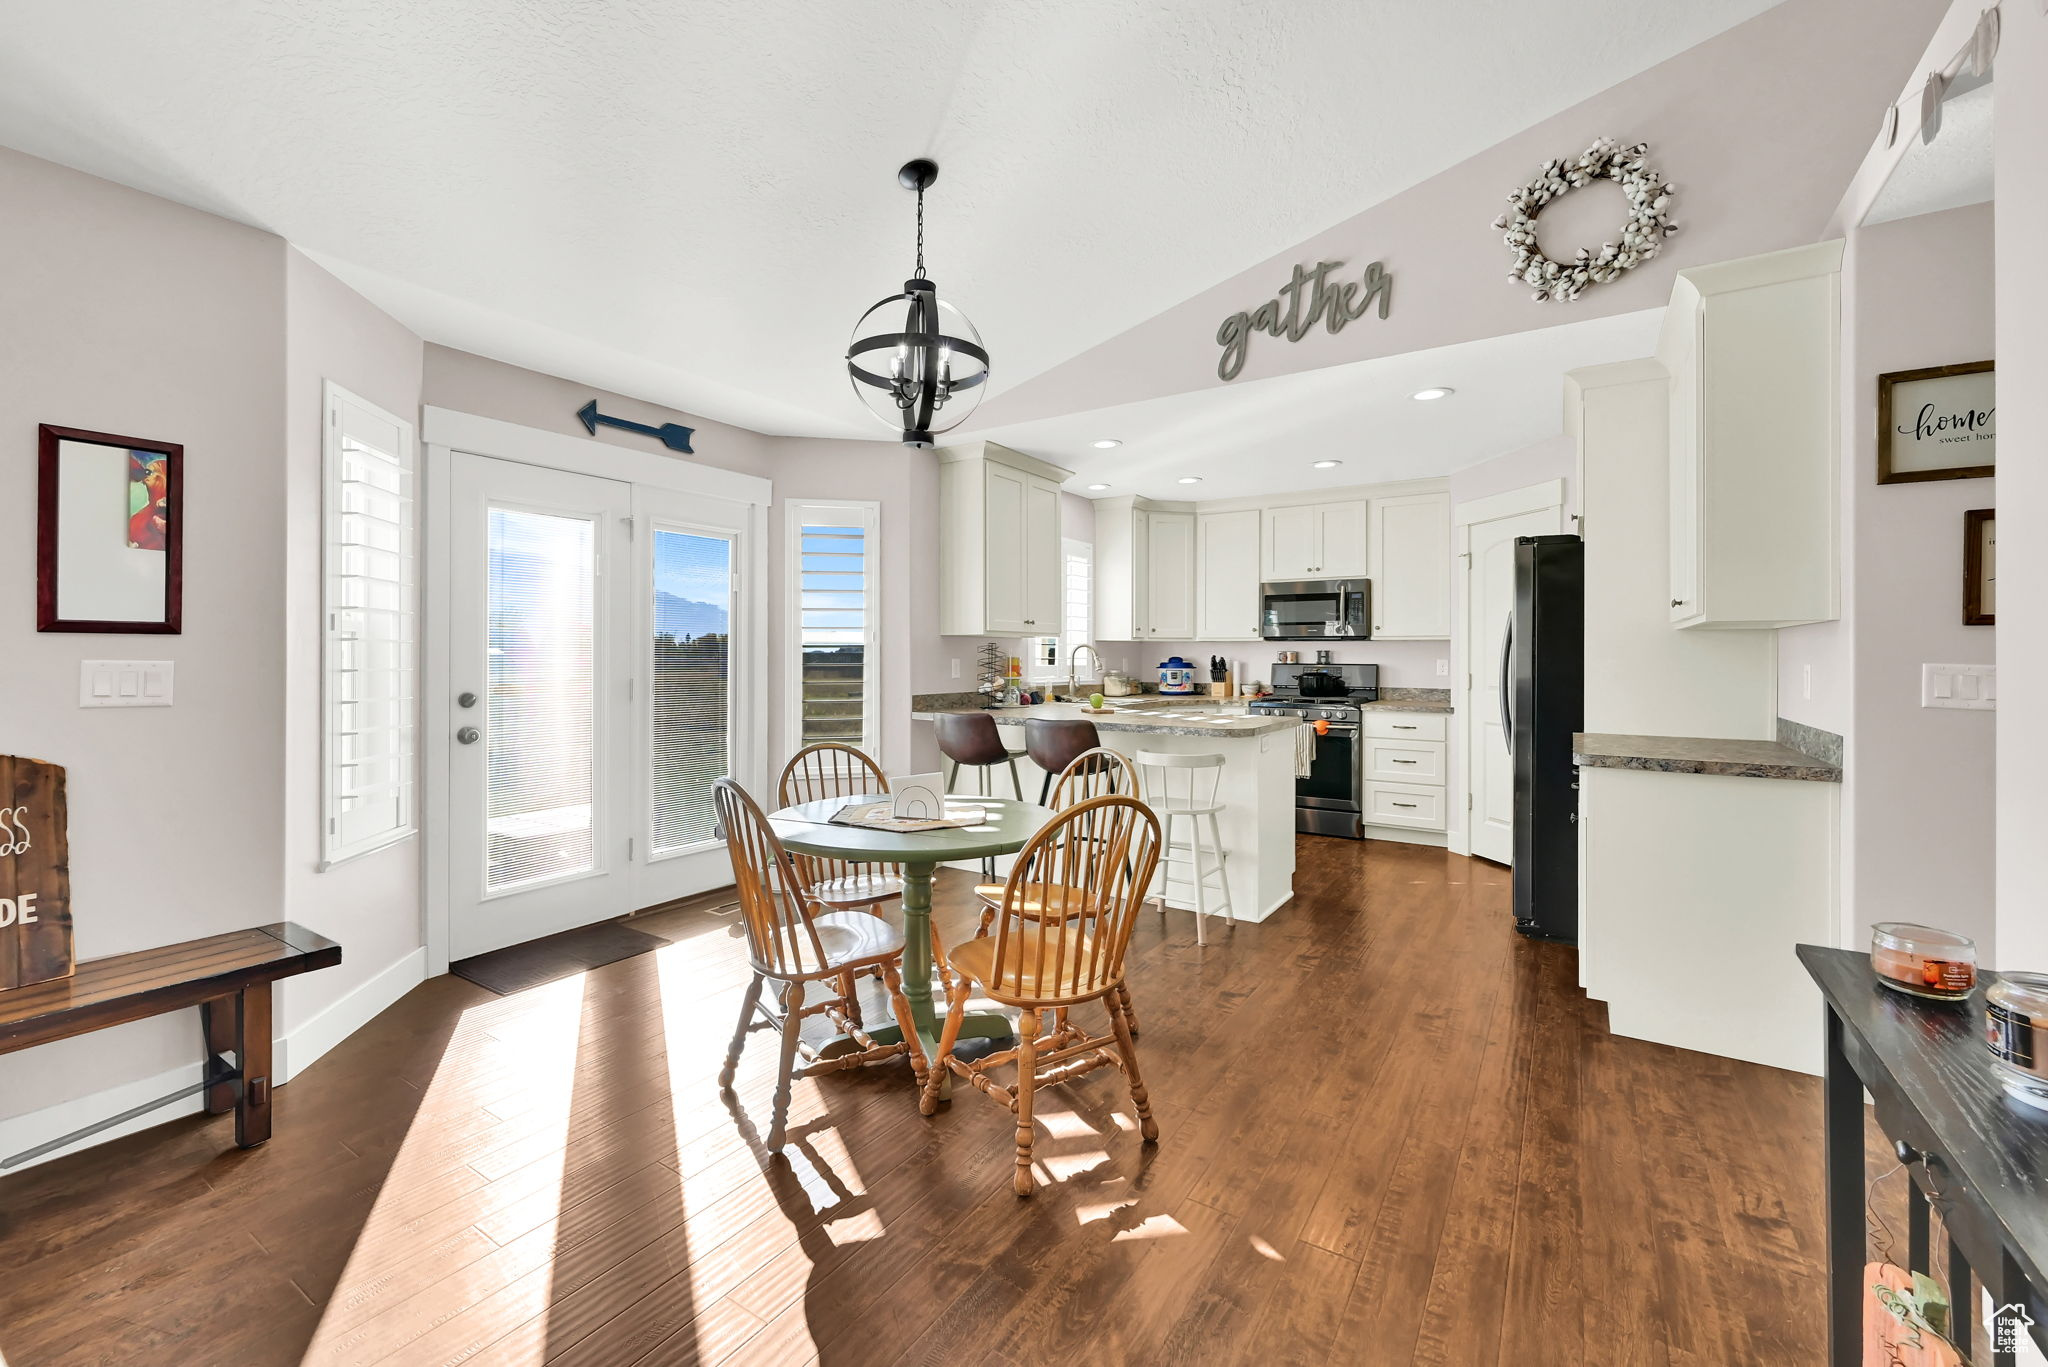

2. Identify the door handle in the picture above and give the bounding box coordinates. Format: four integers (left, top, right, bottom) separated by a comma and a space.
457, 727, 480, 745
1498, 613, 1514, 755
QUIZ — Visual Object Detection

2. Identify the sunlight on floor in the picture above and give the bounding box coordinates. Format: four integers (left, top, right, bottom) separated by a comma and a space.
1038, 1108, 1102, 1140
1111, 1213, 1189, 1243
1249, 1234, 1286, 1261
296, 974, 588, 1365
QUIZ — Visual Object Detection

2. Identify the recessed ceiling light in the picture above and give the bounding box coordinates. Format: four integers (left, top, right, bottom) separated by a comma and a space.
1411, 386, 1455, 401
1312, 459, 1343, 469
1087, 483, 1111, 491
1177, 476, 1203, 485
1092, 439, 1123, 449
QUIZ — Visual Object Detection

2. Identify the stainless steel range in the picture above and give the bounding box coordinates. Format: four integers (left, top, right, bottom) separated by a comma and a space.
1249, 663, 1378, 839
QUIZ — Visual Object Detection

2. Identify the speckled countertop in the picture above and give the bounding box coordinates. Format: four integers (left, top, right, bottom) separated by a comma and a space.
910, 700, 1295, 739
1573, 733, 1842, 783
1358, 699, 1454, 714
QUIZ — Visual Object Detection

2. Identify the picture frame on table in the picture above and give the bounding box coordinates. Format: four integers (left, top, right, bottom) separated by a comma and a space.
1877, 360, 1994, 484
1964, 508, 1995, 626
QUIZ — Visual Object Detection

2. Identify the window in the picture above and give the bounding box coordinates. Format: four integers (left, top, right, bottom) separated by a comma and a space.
322, 382, 417, 867
650, 526, 734, 855
1028, 539, 1093, 683
787, 500, 879, 755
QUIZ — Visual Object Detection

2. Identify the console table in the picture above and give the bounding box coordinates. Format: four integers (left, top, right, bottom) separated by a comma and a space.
1802, 944, 2048, 1366
0, 922, 341, 1166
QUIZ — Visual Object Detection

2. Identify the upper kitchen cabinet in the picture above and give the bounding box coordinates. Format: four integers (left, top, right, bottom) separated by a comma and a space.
938, 441, 1070, 636
1367, 490, 1451, 639
1195, 509, 1263, 641
1094, 496, 1196, 641
1659, 240, 1843, 629
1262, 499, 1368, 580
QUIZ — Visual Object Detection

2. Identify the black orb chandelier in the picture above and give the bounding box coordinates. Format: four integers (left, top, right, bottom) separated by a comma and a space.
846, 159, 989, 448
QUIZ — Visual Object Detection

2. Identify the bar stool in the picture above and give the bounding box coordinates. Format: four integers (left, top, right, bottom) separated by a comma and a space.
1134, 751, 1236, 946
1023, 717, 1103, 806
934, 712, 1023, 799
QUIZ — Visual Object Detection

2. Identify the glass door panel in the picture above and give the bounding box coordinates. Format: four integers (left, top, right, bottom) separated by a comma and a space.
650, 527, 733, 856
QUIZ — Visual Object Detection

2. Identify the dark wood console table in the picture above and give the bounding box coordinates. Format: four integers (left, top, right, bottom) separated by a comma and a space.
0, 923, 341, 1165
1802, 944, 2048, 1366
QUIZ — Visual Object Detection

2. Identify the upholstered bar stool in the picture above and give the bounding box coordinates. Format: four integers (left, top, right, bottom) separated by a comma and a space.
934, 712, 1023, 799
1134, 750, 1236, 947
1022, 717, 1103, 806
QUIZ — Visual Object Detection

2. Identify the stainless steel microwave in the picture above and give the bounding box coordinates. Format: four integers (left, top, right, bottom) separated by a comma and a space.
1261, 579, 1371, 640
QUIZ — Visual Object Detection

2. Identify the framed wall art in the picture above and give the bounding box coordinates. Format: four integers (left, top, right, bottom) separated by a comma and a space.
1964, 508, 1994, 626
1878, 360, 1994, 484
36, 424, 183, 633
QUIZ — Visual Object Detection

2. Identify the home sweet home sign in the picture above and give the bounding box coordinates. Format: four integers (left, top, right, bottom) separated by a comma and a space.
0, 755, 73, 991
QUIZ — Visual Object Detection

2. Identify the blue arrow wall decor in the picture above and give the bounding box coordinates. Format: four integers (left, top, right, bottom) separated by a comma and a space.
577, 400, 696, 454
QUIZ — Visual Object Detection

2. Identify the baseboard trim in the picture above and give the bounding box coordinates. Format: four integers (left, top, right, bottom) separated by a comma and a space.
0, 945, 428, 1174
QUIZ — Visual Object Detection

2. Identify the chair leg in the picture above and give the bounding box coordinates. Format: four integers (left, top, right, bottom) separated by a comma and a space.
1106, 992, 1159, 1144
1187, 815, 1209, 947
1014, 1008, 1041, 1197
1116, 980, 1141, 1037
945, 759, 960, 793
767, 980, 807, 1151
880, 961, 929, 1088
1206, 811, 1236, 928
920, 976, 971, 1116
1038, 769, 1053, 807
721, 973, 765, 1090
975, 904, 996, 939
1006, 756, 1023, 800
838, 970, 863, 1026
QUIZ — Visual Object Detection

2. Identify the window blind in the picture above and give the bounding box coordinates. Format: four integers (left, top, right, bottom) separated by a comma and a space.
789, 502, 878, 753
322, 384, 417, 867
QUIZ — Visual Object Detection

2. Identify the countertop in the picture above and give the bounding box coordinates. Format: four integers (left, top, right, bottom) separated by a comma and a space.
1358, 699, 1453, 714
910, 700, 1296, 739
1572, 732, 1842, 783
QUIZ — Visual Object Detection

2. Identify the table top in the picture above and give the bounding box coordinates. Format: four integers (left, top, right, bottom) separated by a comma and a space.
1800, 944, 2048, 1296
769, 794, 1054, 863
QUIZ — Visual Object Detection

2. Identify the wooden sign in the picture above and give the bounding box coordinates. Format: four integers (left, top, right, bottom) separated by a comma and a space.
1, 755, 73, 991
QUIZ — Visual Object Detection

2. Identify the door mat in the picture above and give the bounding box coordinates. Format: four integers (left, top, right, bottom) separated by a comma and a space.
451, 921, 672, 996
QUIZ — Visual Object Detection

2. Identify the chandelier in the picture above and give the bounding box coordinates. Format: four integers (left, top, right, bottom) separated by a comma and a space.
846, 159, 989, 447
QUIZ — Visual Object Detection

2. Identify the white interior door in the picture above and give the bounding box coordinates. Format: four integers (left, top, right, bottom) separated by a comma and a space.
1462, 494, 1562, 865
448, 453, 633, 958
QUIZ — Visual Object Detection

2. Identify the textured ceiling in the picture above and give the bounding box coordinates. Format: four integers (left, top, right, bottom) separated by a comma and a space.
1864, 81, 1993, 227
0, 0, 1782, 437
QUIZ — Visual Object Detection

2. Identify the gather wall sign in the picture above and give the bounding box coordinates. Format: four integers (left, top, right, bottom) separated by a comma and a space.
0, 754, 72, 992
1214, 258, 1393, 381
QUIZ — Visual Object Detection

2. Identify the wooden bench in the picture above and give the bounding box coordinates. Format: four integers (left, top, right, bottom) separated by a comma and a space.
0, 923, 341, 1163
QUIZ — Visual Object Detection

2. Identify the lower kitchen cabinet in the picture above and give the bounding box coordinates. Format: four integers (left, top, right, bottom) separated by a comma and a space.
1358, 710, 1448, 844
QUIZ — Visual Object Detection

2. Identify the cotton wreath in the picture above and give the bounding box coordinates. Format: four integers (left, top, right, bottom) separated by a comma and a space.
1493, 138, 1677, 303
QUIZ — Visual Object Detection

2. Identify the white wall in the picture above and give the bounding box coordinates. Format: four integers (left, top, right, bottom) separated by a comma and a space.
1843, 205, 1995, 949
1994, 8, 2048, 970
0, 147, 288, 1127
278, 250, 428, 1044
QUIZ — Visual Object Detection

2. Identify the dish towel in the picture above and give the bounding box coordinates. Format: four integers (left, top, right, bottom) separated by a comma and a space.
1294, 722, 1317, 777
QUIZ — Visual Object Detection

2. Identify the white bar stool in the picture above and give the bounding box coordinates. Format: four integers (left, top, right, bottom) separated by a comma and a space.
1134, 751, 1236, 945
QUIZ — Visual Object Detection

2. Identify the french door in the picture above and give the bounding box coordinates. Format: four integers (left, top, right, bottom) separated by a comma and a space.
445, 455, 745, 959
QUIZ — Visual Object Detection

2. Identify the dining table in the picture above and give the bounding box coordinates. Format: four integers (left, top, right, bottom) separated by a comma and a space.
766, 792, 1054, 1090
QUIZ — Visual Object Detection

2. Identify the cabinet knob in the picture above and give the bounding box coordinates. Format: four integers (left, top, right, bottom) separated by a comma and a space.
1671, 599, 1685, 608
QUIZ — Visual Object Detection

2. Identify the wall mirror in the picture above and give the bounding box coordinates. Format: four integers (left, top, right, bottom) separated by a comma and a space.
36, 424, 183, 633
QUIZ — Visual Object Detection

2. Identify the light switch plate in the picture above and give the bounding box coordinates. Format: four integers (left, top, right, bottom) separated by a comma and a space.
79, 660, 174, 708
1922, 662, 1994, 711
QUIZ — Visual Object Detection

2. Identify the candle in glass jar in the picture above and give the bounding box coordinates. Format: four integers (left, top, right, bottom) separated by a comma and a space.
1870, 922, 1977, 1001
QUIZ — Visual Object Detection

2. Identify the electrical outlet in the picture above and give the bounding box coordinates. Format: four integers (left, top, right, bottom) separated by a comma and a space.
949, 658, 960, 680
1436, 659, 1449, 677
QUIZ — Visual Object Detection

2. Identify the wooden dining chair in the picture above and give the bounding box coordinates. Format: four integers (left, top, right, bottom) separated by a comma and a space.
777, 743, 906, 913
922, 794, 1163, 1197
714, 778, 928, 1150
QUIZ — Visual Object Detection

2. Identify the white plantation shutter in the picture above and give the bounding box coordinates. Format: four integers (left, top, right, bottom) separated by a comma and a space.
1029, 540, 1092, 683
322, 383, 417, 867
787, 500, 879, 755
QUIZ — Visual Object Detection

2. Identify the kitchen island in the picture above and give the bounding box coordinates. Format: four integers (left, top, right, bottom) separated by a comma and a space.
909, 699, 1299, 923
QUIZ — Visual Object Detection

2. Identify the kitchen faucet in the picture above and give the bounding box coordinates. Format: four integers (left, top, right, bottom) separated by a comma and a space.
1066, 643, 1105, 701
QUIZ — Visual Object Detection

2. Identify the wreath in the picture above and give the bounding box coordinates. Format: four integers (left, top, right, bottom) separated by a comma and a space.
1493, 138, 1677, 303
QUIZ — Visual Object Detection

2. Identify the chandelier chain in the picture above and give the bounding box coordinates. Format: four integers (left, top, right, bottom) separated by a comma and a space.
914, 186, 926, 279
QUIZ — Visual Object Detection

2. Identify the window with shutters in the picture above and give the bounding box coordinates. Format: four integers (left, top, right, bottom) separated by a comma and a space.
787, 500, 879, 756
1028, 540, 1092, 683
322, 382, 417, 867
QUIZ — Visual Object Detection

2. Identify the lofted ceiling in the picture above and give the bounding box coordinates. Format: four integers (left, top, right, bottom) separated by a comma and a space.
980, 308, 1667, 501
1863, 80, 1993, 227
0, 1, 1782, 439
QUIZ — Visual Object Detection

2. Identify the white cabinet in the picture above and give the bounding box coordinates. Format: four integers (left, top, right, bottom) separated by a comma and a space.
1093, 497, 1195, 641
1357, 707, 1449, 841
937, 442, 1071, 636
1262, 500, 1367, 580
1658, 240, 1842, 629
1195, 509, 1263, 641
1367, 491, 1450, 639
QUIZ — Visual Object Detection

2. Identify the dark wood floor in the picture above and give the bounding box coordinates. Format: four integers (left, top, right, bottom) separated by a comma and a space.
0, 838, 1833, 1366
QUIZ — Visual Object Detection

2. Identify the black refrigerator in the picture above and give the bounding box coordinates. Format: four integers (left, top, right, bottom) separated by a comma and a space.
1510, 534, 1584, 942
